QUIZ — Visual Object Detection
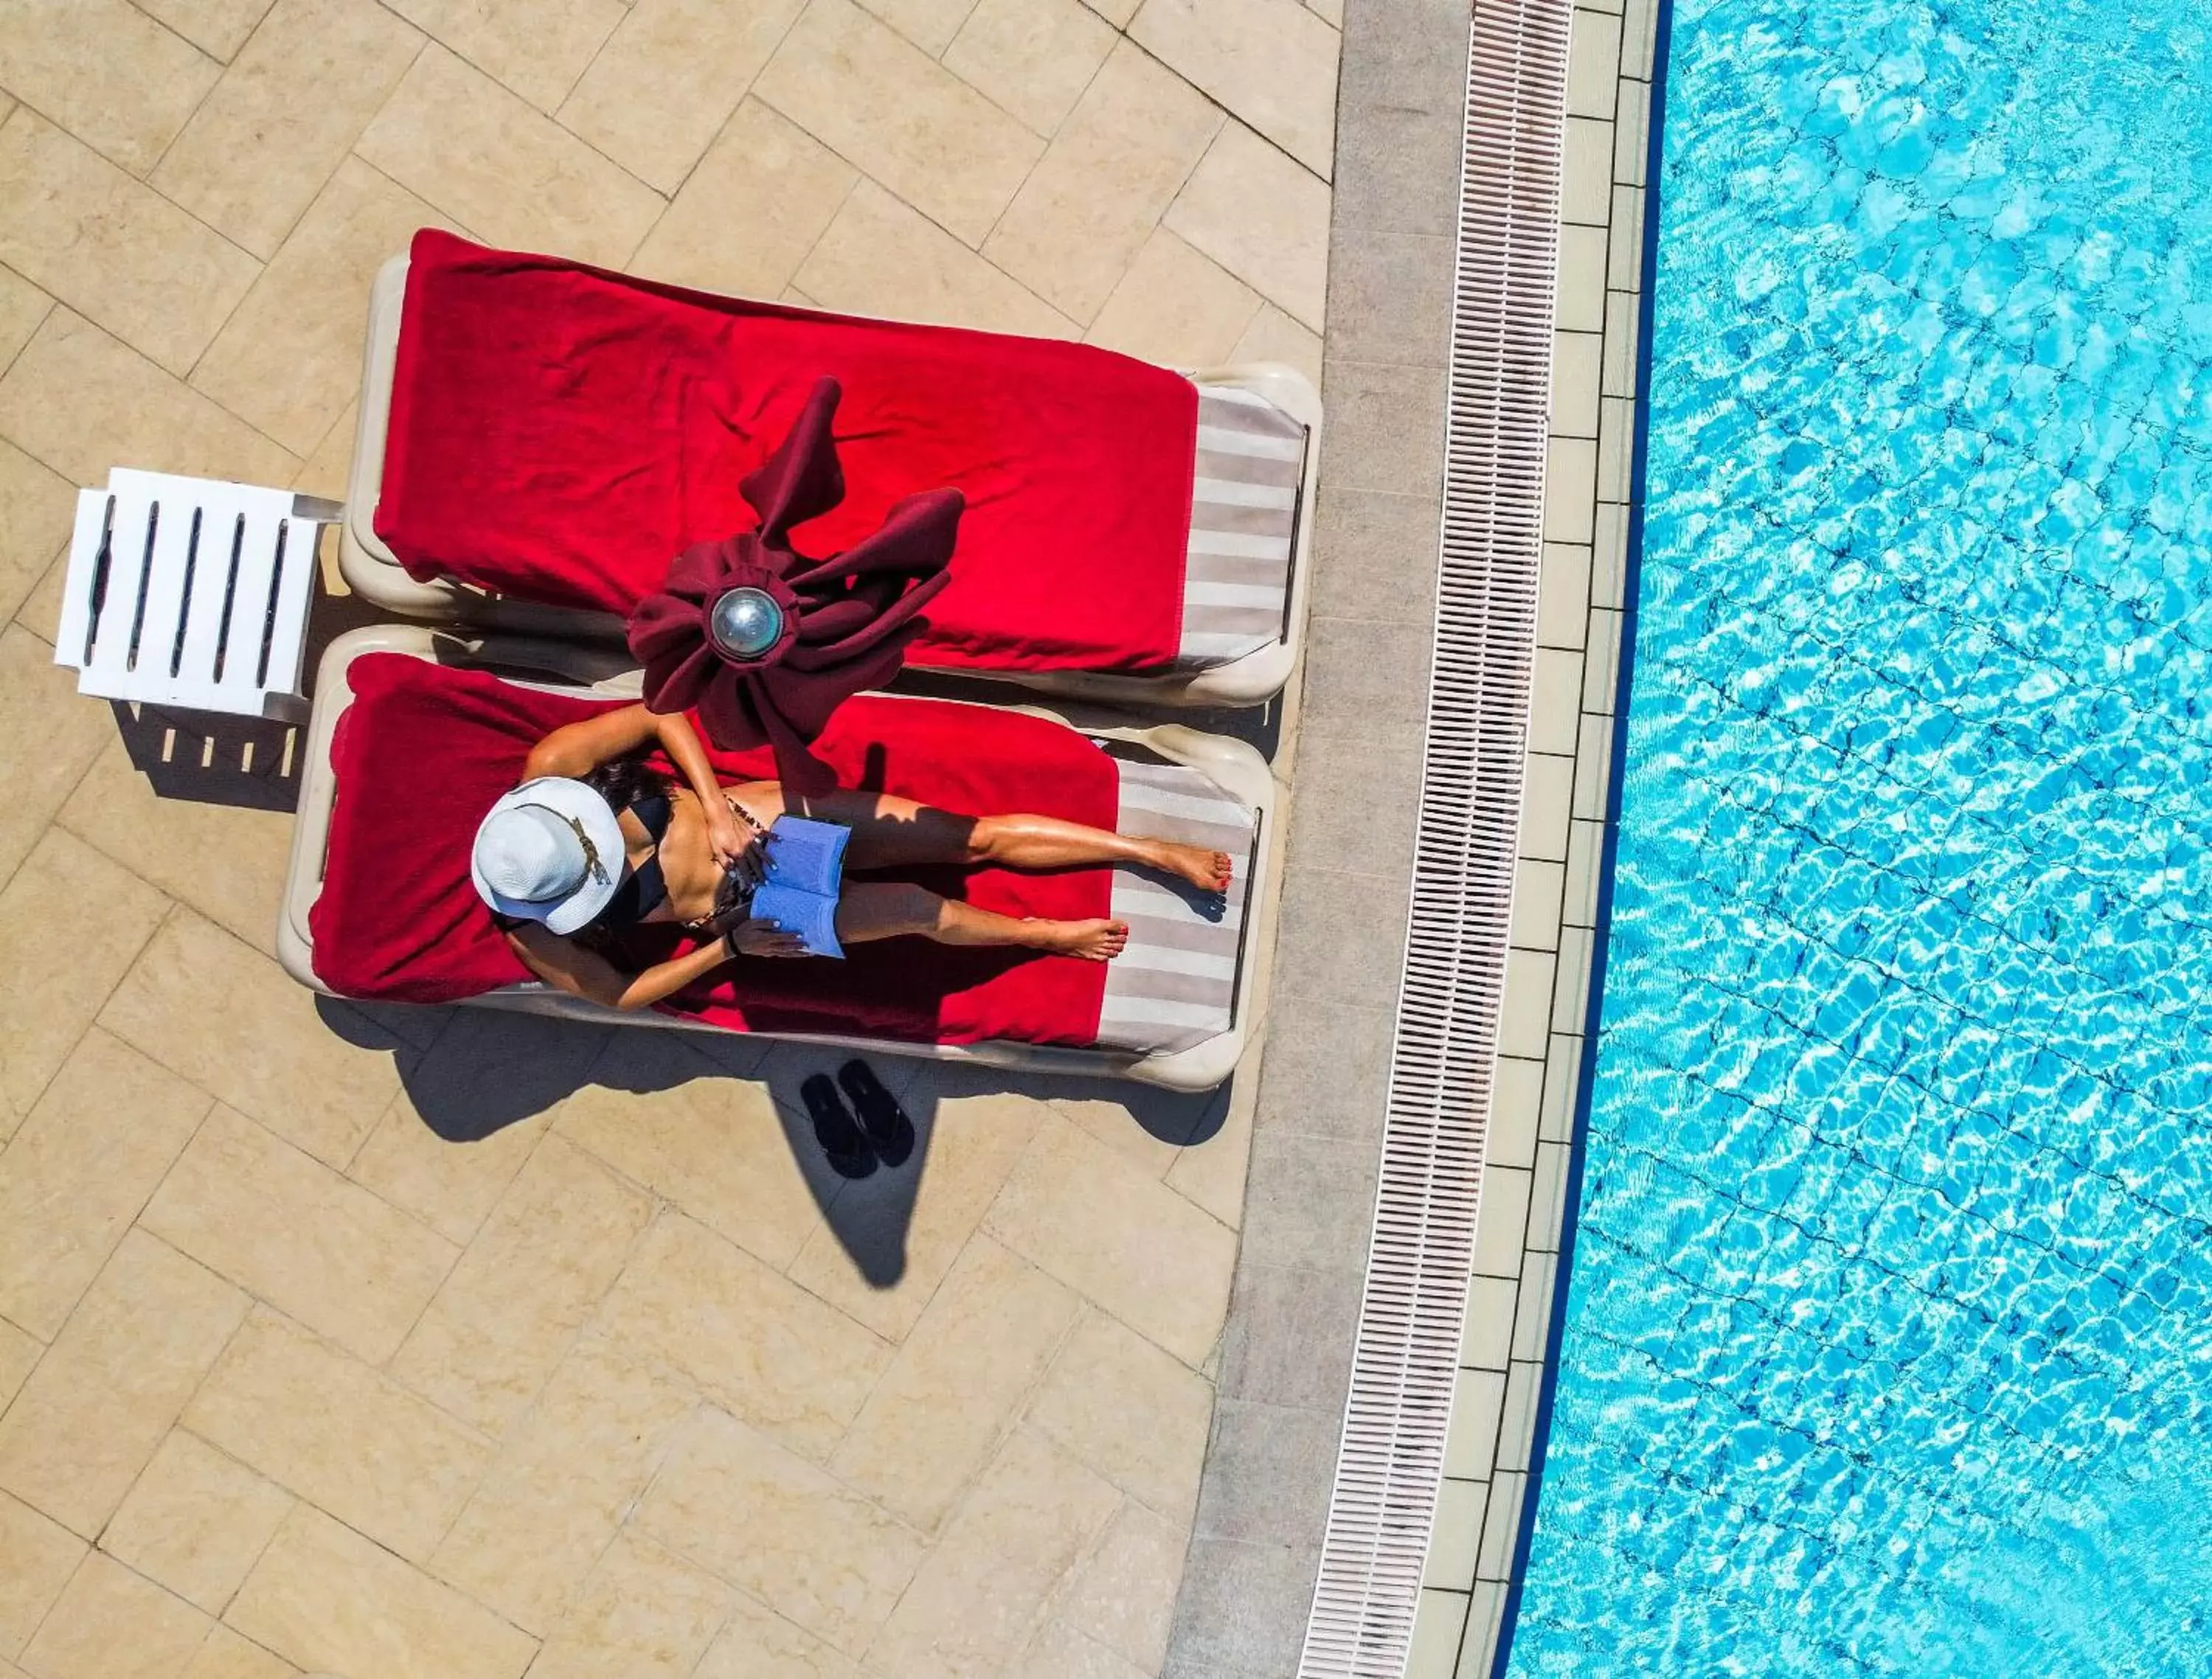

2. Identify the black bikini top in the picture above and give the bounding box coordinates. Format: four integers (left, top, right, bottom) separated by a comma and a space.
592, 790, 673, 930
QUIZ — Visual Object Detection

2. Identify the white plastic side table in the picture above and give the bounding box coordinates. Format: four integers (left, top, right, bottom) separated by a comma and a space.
53, 468, 339, 723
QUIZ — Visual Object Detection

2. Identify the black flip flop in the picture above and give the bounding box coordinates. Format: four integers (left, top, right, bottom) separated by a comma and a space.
838, 1058, 916, 1169
802, 1073, 875, 1180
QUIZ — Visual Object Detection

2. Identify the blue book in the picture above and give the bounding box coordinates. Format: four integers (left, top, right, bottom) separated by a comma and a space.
749, 816, 850, 959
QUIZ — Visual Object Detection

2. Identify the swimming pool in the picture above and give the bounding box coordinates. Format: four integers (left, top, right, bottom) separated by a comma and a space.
1504, 1, 2212, 1672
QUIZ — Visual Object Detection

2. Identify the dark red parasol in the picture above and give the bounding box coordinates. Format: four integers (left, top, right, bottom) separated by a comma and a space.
628, 378, 960, 790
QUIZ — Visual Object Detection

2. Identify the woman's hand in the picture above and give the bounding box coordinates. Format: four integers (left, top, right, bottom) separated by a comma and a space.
705, 803, 760, 878
727, 918, 808, 959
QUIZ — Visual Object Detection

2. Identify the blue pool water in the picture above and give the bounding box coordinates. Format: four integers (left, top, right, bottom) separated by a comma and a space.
1508, 1, 2212, 1673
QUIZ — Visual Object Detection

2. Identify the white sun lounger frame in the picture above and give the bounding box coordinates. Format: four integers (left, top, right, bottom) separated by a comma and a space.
333, 253, 1319, 708
277, 625, 1278, 1091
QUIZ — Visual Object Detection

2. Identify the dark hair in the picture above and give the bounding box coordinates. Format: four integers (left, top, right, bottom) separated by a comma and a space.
580, 752, 671, 816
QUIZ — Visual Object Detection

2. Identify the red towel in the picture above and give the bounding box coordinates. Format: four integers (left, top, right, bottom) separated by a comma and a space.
375, 230, 1196, 672
309, 654, 1118, 1046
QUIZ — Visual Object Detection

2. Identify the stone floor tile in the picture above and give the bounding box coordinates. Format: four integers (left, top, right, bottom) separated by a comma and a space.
1553, 329, 1603, 438
133, 0, 279, 61
1078, 0, 1141, 26
1510, 1247, 1559, 1365
984, 1115, 1236, 1369
982, 41, 1222, 326
1057, 1499, 1186, 1671
384, 0, 624, 113
1537, 540, 1593, 650
693, 1592, 865, 1679
1556, 224, 1607, 335
1474, 1467, 1525, 1579
1424, 1478, 1486, 1591
1615, 73, 1651, 186
1488, 1055, 1542, 1175
1162, 1079, 1255, 1228
152, 0, 424, 261
555, 1032, 823, 1270
756, 0, 1041, 248
1511, 858, 1566, 950
1165, 1534, 1314, 1677
1567, 4, 1621, 119
184, 1310, 493, 1563
1229, 302, 1321, 384
190, 159, 450, 456
101, 1431, 294, 1617
1460, 1273, 1518, 1372
1540, 1029, 1582, 1144
1551, 922, 1592, 1035
853, 0, 978, 55
1601, 287, 1638, 397
142, 1105, 458, 1364
867, 1430, 1120, 1679
0, 830, 166, 1134
784, 1081, 1043, 1340
10, 546, 67, 647
0, 260, 49, 363
358, 46, 663, 270
21, 1551, 212, 1679
1441, 1368, 1503, 1484
0, 434, 69, 630
1519, 751, 1574, 865
1470, 1166, 1532, 1282
390, 1135, 652, 1436
1165, 122, 1329, 333
794, 180, 1072, 338
0, 311, 298, 490
347, 1094, 548, 1248
0, 1319, 36, 1411
1545, 435, 1598, 544
1191, 1397, 1336, 1551
1216, 1259, 1359, 1414
227, 1504, 536, 1679
180, 1623, 296, 1679
1131, 0, 1338, 178
1269, 858, 1410, 1009
100, 910, 404, 1167
434, 1335, 695, 1635
0, 1026, 209, 1339
0, 0, 220, 176
1026, 1308, 1215, 1523
561, 0, 807, 195
1305, 481, 1439, 625
944, 0, 1116, 137
628, 99, 856, 299
288, 404, 356, 503
1023, 1619, 1153, 1679
55, 734, 294, 960
636, 1408, 926, 1658
1562, 116, 1613, 226
1234, 1127, 1376, 1274
1620, 0, 1657, 79
1086, 229, 1263, 369
1325, 228, 1452, 369
0, 111, 257, 379
830, 1236, 1078, 1531
0, 1489, 83, 1659
1248, 995, 1391, 1148
1527, 646, 1582, 757
598, 1212, 892, 1461
1316, 358, 1446, 498
0, 1230, 247, 1537
527, 1532, 732, 1679
1405, 1585, 1470, 1675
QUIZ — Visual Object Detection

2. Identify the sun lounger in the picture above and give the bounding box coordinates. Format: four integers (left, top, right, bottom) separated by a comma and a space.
278, 625, 1277, 1090
336, 232, 1320, 706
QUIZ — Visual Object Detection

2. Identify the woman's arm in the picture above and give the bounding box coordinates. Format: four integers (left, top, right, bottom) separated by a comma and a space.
521, 704, 665, 782
651, 712, 757, 872
505, 921, 805, 1012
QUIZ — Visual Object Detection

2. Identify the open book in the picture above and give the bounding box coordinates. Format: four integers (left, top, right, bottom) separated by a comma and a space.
750, 816, 850, 959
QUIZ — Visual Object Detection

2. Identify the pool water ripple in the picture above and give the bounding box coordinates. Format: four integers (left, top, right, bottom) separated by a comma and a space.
1508, 0, 2212, 1672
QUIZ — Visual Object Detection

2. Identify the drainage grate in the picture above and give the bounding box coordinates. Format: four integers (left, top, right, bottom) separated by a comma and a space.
1296, 3, 1571, 1675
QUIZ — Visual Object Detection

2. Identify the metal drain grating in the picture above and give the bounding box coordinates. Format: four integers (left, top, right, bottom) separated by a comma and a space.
1295, 2, 1571, 1675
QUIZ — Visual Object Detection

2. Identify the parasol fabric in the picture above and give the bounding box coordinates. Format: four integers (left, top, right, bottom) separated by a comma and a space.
628, 377, 960, 790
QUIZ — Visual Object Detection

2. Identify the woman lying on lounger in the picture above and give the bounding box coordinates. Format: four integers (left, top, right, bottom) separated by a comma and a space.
468, 703, 1233, 1012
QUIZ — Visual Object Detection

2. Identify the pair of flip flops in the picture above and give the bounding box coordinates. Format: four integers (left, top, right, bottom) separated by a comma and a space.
800, 1059, 915, 1180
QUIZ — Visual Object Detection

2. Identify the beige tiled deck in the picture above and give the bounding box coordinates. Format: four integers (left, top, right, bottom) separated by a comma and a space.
0, 1, 1337, 1674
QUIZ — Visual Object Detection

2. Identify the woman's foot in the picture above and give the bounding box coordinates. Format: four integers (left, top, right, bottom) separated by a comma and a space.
1151, 839, 1234, 894
1025, 917, 1129, 961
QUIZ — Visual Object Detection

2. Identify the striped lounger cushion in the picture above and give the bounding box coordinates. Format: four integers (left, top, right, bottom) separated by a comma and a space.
1177, 384, 1308, 670
1095, 758, 1258, 1055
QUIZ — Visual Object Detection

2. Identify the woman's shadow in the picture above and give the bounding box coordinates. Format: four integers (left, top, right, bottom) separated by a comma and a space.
326, 998, 1232, 1290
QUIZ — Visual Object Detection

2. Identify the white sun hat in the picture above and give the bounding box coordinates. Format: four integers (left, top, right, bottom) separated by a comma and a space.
470, 776, 627, 935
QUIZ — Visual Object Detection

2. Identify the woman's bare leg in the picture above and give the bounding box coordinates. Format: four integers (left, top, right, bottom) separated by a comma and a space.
831, 882, 1128, 962
731, 782, 1231, 891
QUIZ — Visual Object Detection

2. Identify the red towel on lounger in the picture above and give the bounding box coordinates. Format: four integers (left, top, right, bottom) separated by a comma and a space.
375, 230, 1197, 672
309, 654, 1118, 1046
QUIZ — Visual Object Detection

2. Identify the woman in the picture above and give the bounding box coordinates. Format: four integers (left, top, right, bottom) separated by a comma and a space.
469, 704, 1234, 1012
